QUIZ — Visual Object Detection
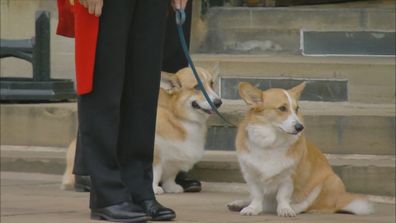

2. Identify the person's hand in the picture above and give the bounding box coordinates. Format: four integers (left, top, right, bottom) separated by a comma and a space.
68, 0, 74, 5
171, 0, 188, 10
79, 0, 103, 17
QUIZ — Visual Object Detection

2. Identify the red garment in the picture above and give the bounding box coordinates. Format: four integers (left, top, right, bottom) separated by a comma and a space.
56, 0, 99, 95
56, 0, 75, 37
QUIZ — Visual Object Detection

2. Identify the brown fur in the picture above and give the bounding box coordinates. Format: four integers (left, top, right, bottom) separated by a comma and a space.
235, 82, 372, 215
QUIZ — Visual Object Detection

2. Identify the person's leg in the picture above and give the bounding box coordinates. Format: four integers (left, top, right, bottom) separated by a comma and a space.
74, 0, 199, 195
116, 0, 175, 220
73, 115, 92, 192
73, 128, 89, 176
162, 0, 192, 73
77, 0, 135, 209
117, 0, 169, 203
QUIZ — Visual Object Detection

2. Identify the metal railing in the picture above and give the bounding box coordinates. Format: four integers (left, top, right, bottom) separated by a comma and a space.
0, 11, 75, 102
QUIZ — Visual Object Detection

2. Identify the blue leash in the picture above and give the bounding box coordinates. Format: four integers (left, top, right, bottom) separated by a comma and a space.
175, 9, 235, 127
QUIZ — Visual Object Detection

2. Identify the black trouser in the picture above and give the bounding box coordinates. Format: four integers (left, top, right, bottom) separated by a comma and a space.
162, 0, 192, 73
74, 0, 169, 209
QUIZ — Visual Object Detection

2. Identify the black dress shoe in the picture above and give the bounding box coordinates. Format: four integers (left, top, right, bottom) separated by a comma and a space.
175, 172, 202, 193
91, 201, 149, 222
139, 199, 176, 221
74, 175, 91, 192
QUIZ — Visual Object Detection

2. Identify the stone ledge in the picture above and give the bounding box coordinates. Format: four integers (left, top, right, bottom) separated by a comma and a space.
191, 151, 396, 196
1, 145, 394, 196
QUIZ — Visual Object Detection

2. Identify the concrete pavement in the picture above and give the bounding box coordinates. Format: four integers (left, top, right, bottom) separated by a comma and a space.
1, 171, 395, 223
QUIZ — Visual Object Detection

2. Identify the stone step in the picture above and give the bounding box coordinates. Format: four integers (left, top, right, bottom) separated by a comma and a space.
301, 31, 395, 56
0, 103, 78, 148
189, 151, 396, 197
207, 100, 395, 155
1, 145, 394, 196
194, 4, 395, 54
1, 145, 66, 175
193, 54, 395, 103
1, 101, 394, 155
220, 76, 348, 101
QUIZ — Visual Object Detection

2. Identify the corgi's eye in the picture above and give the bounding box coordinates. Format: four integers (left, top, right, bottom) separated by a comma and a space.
295, 106, 300, 113
210, 81, 214, 88
194, 85, 200, 90
278, 106, 287, 112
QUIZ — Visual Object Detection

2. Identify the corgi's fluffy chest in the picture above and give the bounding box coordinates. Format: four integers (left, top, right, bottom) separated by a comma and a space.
245, 124, 298, 151
239, 153, 295, 196
239, 123, 297, 193
155, 122, 207, 172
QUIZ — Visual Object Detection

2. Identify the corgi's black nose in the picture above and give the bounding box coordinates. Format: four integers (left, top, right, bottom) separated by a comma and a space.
295, 123, 304, 132
214, 99, 222, 108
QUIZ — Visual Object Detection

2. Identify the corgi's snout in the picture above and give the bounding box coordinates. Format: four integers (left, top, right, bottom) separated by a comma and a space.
295, 123, 304, 133
214, 98, 222, 108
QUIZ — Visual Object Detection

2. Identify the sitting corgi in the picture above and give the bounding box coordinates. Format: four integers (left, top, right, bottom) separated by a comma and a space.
61, 66, 222, 194
153, 67, 222, 194
227, 82, 373, 217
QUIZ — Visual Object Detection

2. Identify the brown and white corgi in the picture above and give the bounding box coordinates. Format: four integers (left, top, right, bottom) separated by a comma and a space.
61, 66, 222, 194
227, 82, 373, 217
153, 66, 221, 194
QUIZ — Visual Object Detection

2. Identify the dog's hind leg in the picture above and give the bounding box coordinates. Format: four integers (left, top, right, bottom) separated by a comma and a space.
227, 200, 250, 212
291, 186, 321, 214
228, 197, 276, 213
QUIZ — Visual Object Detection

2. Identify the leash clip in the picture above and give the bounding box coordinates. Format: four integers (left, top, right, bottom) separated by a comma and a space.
175, 9, 186, 25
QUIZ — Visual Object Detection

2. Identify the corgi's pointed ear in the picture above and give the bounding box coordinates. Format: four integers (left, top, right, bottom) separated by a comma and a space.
239, 82, 263, 107
289, 82, 306, 100
160, 72, 181, 93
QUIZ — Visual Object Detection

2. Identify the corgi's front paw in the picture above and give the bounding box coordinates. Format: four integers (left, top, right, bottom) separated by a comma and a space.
240, 205, 262, 216
162, 181, 184, 193
153, 185, 164, 195
277, 206, 296, 217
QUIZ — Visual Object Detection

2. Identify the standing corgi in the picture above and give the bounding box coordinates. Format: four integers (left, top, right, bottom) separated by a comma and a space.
227, 82, 373, 217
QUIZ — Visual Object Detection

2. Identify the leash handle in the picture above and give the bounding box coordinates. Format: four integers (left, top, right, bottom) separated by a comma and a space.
175, 9, 235, 127
175, 8, 186, 25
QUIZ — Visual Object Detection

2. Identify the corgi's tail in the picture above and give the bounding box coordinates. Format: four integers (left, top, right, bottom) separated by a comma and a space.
61, 139, 77, 190
338, 193, 374, 215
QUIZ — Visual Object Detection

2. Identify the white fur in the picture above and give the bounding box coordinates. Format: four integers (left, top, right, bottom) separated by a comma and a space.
246, 124, 298, 150
234, 123, 298, 216
153, 122, 207, 194
341, 199, 374, 215
291, 186, 322, 214
277, 90, 302, 134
